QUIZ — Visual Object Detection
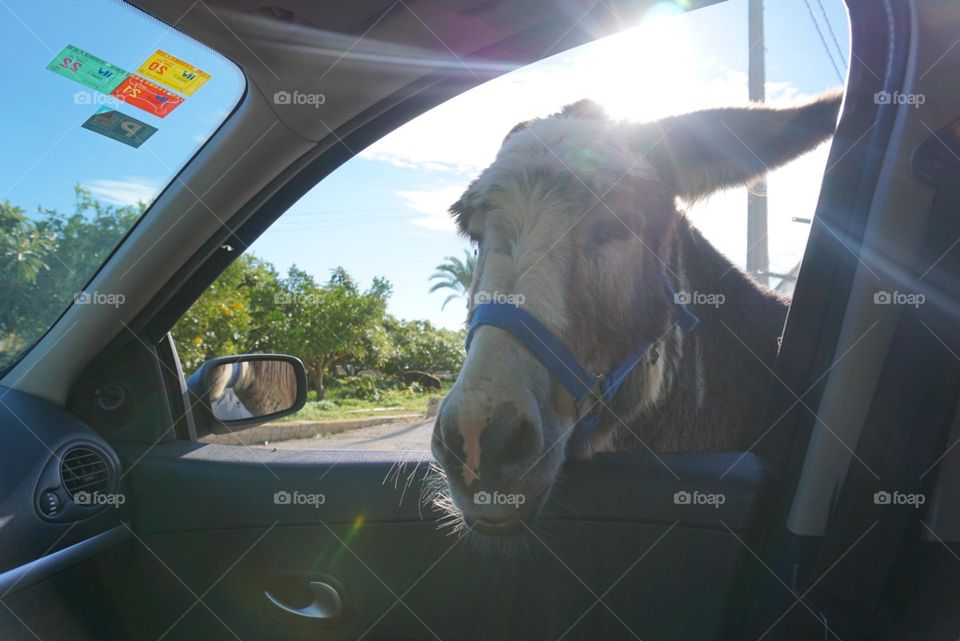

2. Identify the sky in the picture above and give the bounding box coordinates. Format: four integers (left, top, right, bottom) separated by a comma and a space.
1, 0, 849, 332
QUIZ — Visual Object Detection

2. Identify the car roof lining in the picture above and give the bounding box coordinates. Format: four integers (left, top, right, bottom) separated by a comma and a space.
130, 0, 725, 142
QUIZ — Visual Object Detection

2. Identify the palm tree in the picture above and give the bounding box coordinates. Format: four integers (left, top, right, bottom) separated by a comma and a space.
429, 250, 476, 310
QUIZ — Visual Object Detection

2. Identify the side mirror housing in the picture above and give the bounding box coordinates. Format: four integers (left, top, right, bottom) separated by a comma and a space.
187, 354, 307, 434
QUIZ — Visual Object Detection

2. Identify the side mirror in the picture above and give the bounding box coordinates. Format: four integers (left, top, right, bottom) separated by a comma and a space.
187, 354, 307, 434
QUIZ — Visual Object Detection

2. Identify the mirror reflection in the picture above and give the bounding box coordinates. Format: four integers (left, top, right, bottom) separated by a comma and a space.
209, 360, 298, 421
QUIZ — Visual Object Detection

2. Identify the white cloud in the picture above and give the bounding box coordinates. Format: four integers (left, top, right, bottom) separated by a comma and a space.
85, 177, 159, 206
393, 184, 467, 231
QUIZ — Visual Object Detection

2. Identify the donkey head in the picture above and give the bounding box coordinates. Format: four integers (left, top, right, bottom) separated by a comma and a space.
431, 92, 841, 537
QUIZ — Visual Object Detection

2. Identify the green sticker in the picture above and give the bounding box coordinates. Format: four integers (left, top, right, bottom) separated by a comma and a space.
81, 107, 157, 148
47, 44, 128, 94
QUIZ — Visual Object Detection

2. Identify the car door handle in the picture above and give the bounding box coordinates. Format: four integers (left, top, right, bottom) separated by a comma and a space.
264, 580, 343, 620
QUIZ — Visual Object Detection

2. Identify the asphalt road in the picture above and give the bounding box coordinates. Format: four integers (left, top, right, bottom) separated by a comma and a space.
263, 417, 436, 451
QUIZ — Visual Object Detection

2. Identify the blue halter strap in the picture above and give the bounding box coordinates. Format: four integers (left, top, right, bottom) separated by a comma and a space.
464, 277, 699, 453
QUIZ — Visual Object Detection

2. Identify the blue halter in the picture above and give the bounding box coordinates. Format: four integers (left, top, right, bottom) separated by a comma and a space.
464, 278, 699, 453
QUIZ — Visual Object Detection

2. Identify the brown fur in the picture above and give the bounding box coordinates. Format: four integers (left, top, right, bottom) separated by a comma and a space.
210, 360, 297, 416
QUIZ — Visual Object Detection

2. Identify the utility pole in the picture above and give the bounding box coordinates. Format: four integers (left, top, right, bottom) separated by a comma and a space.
747, 0, 768, 279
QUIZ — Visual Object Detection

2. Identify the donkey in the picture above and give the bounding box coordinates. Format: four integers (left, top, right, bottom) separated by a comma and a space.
430, 91, 842, 537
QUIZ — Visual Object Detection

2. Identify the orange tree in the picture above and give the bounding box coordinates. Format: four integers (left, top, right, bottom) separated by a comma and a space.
269, 266, 391, 399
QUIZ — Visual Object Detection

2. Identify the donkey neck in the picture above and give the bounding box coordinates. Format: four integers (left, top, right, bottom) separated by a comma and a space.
675, 216, 789, 359
606, 216, 789, 453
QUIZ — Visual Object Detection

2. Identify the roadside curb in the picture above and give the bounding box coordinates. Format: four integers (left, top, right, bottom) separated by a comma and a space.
201, 414, 425, 446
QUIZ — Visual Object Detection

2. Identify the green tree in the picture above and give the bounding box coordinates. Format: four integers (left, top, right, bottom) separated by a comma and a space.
33, 187, 141, 289
172, 260, 393, 398
428, 250, 475, 310
170, 254, 283, 373
0, 203, 53, 359
0, 187, 142, 366
272, 266, 392, 399
380, 317, 465, 376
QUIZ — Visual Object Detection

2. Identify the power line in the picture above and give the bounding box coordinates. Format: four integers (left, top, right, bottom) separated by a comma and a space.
813, 0, 848, 68
285, 207, 418, 218
277, 213, 421, 225
268, 213, 430, 232
801, 0, 846, 83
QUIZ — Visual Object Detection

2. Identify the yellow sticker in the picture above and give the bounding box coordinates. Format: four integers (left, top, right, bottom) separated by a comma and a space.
136, 50, 210, 96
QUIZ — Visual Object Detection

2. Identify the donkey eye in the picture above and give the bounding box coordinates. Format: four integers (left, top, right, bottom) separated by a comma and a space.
590, 217, 632, 245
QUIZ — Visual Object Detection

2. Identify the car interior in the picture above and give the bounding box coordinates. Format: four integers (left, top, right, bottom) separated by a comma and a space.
2, 0, 960, 640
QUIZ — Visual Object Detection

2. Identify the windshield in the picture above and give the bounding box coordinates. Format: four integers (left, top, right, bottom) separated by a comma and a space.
0, 0, 244, 372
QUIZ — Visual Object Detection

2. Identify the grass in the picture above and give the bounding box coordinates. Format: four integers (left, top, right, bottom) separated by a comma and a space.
278, 382, 451, 422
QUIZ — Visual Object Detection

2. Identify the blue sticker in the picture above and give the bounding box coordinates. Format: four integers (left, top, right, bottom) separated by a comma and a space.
81, 106, 157, 148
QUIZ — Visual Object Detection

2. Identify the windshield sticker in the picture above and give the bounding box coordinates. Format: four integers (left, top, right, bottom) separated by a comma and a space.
81, 106, 158, 148
110, 75, 184, 118
137, 50, 211, 96
46, 44, 128, 94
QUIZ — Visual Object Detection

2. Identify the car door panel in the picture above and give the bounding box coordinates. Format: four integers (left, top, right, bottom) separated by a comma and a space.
0, 551, 130, 641
111, 442, 767, 641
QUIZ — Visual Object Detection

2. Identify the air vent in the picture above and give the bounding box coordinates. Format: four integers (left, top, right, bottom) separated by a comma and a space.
60, 447, 110, 499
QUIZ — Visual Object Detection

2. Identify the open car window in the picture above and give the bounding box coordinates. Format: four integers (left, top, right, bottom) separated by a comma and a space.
0, 0, 244, 373
174, 0, 848, 451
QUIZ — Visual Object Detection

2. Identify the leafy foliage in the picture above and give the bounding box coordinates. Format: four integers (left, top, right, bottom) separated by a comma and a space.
170, 254, 282, 372
428, 249, 475, 310
333, 374, 381, 401
268, 266, 392, 399
0, 188, 142, 366
173, 258, 465, 400
379, 318, 465, 376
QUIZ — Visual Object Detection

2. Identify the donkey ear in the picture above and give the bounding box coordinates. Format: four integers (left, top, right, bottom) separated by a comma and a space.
638, 90, 842, 201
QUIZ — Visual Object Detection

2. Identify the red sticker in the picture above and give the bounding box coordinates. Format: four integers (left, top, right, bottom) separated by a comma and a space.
110, 74, 184, 118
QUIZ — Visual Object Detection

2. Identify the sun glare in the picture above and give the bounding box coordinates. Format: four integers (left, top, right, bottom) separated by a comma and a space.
586, 9, 696, 122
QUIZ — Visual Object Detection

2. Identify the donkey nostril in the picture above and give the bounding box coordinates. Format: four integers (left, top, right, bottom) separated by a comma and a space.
495, 418, 540, 466
434, 414, 462, 461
